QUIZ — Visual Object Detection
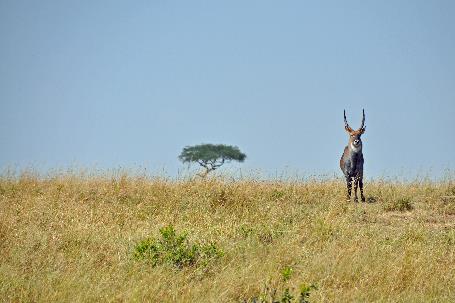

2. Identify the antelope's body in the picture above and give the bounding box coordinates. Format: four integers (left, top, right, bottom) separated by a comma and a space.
340, 110, 366, 202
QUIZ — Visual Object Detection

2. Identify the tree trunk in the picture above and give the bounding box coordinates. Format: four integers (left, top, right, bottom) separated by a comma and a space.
197, 167, 212, 178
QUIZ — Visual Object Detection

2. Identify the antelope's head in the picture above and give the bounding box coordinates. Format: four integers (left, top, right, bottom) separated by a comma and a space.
344, 109, 366, 151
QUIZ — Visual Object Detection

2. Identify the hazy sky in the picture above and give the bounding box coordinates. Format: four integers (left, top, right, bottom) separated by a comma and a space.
1, 1, 454, 178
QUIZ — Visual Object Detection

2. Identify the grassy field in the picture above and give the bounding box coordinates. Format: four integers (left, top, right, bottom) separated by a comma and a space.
1, 172, 455, 302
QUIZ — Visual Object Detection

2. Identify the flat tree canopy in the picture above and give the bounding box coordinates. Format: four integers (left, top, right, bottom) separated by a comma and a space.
179, 144, 246, 176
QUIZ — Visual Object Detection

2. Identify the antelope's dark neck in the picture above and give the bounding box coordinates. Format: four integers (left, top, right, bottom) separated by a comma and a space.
348, 143, 362, 155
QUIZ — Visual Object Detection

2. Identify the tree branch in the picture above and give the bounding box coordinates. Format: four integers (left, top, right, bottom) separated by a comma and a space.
212, 158, 225, 169
197, 160, 208, 168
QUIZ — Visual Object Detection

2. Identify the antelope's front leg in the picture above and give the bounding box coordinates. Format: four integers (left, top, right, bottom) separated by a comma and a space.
353, 177, 359, 202
346, 177, 352, 201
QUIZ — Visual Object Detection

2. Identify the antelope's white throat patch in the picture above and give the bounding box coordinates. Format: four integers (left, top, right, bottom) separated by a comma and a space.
350, 143, 361, 153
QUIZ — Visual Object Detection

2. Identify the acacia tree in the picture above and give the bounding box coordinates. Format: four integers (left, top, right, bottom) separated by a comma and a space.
178, 144, 246, 177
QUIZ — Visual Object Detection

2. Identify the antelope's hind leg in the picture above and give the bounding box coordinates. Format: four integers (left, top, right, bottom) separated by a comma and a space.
359, 178, 366, 202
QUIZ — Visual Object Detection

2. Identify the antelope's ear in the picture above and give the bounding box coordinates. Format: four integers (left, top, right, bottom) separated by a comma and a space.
359, 127, 366, 134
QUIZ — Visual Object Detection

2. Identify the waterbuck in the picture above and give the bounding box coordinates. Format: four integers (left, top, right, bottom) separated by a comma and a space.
340, 109, 366, 202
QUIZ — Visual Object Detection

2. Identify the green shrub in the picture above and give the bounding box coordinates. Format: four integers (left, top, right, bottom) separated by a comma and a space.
244, 267, 316, 303
280, 288, 294, 303
298, 284, 317, 303
384, 197, 413, 212
246, 283, 317, 303
281, 266, 293, 282
134, 225, 223, 268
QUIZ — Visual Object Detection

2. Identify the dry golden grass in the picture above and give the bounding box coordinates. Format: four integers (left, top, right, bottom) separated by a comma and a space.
1, 172, 455, 302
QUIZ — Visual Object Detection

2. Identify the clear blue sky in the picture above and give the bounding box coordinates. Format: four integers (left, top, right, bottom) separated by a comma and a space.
1, 1, 454, 178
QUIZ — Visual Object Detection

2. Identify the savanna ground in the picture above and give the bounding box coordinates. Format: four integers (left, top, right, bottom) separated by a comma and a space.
1, 171, 455, 302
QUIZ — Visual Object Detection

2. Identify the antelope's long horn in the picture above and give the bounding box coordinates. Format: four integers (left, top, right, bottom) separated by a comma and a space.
359, 109, 365, 131
344, 110, 353, 132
